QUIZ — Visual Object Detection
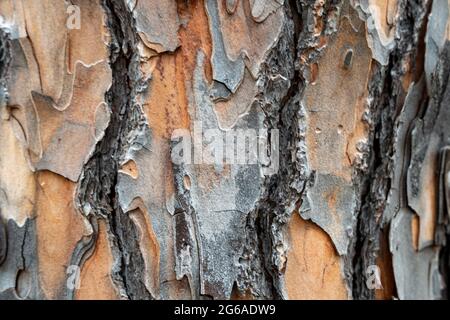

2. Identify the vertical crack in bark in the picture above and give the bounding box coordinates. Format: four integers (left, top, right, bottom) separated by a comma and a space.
352, 0, 432, 299
72, 0, 152, 299
235, 0, 344, 299
351, 63, 389, 299
0, 29, 10, 118
234, 1, 301, 299
0, 26, 11, 274
431, 44, 450, 300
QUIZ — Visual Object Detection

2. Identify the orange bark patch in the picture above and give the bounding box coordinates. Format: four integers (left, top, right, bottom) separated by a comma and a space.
0, 119, 36, 226
119, 159, 139, 179
375, 227, 396, 300
129, 208, 160, 298
368, 0, 397, 42
231, 284, 253, 300
36, 170, 86, 299
285, 213, 348, 300
75, 220, 119, 300
177, 0, 213, 83
303, 11, 372, 182
142, 0, 213, 141
411, 214, 420, 252
144, 53, 190, 140
68, 0, 109, 73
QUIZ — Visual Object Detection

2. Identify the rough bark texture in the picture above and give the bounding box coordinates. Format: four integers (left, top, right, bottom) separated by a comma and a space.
0, 0, 449, 300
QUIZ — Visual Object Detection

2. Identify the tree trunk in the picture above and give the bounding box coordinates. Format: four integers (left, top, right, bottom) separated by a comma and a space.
0, 0, 449, 300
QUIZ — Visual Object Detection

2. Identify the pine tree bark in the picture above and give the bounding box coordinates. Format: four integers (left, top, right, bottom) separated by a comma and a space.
0, 0, 449, 300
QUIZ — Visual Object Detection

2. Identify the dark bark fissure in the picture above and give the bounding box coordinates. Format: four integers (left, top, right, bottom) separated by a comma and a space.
351, 62, 390, 299
102, 0, 152, 300
237, 0, 347, 299
234, 0, 304, 299
0, 29, 10, 89
0, 218, 6, 267
73, 0, 151, 299
0, 35, 10, 265
433, 44, 450, 300
351, 0, 441, 300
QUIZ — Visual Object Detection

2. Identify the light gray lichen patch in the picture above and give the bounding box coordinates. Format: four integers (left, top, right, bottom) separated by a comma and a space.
177, 51, 265, 299
129, 0, 180, 53
300, 174, 357, 256
352, 0, 396, 66
390, 208, 443, 300
383, 78, 425, 225
0, 219, 40, 299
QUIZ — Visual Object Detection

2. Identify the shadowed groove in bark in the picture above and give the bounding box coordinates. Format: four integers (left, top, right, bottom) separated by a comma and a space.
72, 0, 152, 299
433, 44, 450, 300
235, 0, 351, 299
0, 29, 10, 112
232, 0, 302, 299
351, 0, 443, 299
0, 27, 11, 271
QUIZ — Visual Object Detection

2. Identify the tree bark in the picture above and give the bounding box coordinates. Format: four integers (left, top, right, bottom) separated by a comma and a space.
0, 0, 449, 300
